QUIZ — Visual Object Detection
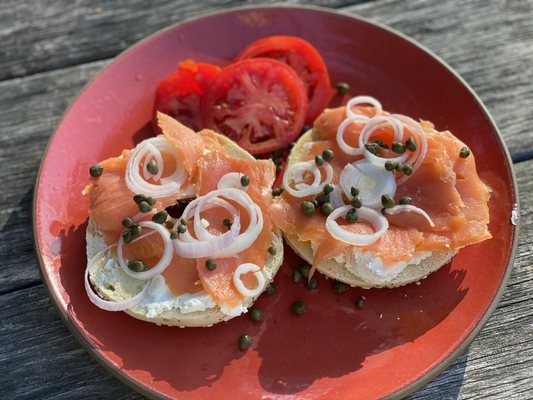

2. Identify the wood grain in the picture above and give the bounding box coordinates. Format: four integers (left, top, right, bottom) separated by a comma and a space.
0, 0, 531, 398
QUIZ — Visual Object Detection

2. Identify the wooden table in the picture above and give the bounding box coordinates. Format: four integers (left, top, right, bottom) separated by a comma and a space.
1, 0, 531, 398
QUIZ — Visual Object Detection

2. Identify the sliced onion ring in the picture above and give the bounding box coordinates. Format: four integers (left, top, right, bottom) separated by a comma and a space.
117, 221, 173, 280
326, 205, 389, 246
384, 205, 435, 227
85, 246, 150, 311
346, 95, 383, 118
233, 263, 265, 297
283, 161, 333, 198
125, 136, 186, 198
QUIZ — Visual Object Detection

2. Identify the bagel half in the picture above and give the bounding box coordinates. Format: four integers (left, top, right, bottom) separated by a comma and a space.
86, 130, 283, 327
282, 128, 457, 289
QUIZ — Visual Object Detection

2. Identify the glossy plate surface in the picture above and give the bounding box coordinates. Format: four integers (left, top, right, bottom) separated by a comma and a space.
34, 6, 519, 399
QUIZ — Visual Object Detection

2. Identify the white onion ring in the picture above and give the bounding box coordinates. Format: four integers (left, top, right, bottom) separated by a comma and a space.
174, 188, 263, 258
233, 263, 265, 297
85, 246, 150, 311
339, 161, 396, 209
125, 136, 187, 198
346, 95, 383, 118
283, 161, 333, 197
217, 172, 248, 191
336, 115, 369, 155
117, 221, 173, 280
326, 205, 389, 246
384, 205, 435, 227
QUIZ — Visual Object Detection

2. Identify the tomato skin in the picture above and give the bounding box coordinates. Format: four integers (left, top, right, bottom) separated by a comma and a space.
202, 58, 308, 155
236, 36, 331, 124
152, 60, 221, 132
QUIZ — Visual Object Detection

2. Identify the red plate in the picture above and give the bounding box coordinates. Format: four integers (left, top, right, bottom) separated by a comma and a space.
33, 5, 519, 399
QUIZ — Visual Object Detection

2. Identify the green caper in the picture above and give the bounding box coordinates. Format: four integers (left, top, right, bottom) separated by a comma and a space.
402, 164, 413, 176
276, 164, 283, 174
138, 201, 151, 213
351, 187, 359, 197
459, 146, 471, 158
165, 219, 176, 229
266, 283, 276, 295
350, 196, 362, 208
127, 260, 147, 272
122, 230, 133, 244
146, 159, 159, 175
131, 224, 142, 237
355, 296, 365, 309
223, 218, 232, 228
322, 149, 334, 161
320, 202, 334, 216
394, 162, 404, 172
300, 201, 316, 216
177, 224, 187, 234
249, 308, 263, 322
180, 218, 187, 226
299, 264, 311, 279
122, 218, 135, 228
346, 208, 358, 223
205, 259, 217, 271
399, 196, 412, 205
384, 161, 395, 171
238, 334, 253, 351
391, 141, 406, 153
146, 196, 156, 206
364, 143, 381, 155
152, 210, 168, 224
323, 183, 334, 194
293, 269, 303, 283
133, 194, 146, 204
272, 187, 284, 197
307, 277, 318, 289
315, 154, 324, 166
291, 301, 305, 315
268, 246, 277, 256
240, 175, 250, 187
170, 231, 178, 240
381, 194, 395, 208
315, 193, 330, 206
336, 82, 350, 94
406, 136, 416, 151
89, 165, 103, 177
332, 281, 348, 293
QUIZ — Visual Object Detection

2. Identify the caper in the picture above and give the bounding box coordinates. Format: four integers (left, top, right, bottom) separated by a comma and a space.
266, 283, 276, 295
459, 146, 471, 158
406, 136, 416, 151
293, 269, 303, 283
89, 165, 103, 177
402, 164, 413, 176
307, 277, 318, 289
364, 143, 380, 155
272, 187, 284, 197
122, 218, 135, 229
291, 301, 305, 315
121, 230, 133, 244
152, 210, 168, 224
392, 141, 406, 153
205, 259, 217, 271
146, 196, 156, 206
315, 154, 324, 166
268, 246, 277, 256
138, 201, 151, 213
399, 196, 412, 205
350, 196, 362, 208
351, 187, 359, 197
131, 224, 142, 237
133, 194, 145, 204
249, 308, 263, 322
332, 281, 348, 293
322, 149, 334, 161
170, 231, 178, 240
127, 260, 147, 272
394, 162, 404, 171
300, 201, 316, 216
384, 161, 395, 171
177, 224, 187, 234
355, 296, 365, 309
323, 183, 334, 194
336, 82, 350, 94
299, 264, 311, 279
146, 159, 159, 175
238, 334, 253, 351
315, 193, 330, 206
381, 194, 395, 208
240, 175, 250, 187
346, 208, 358, 223
165, 219, 176, 229
320, 202, 334, 216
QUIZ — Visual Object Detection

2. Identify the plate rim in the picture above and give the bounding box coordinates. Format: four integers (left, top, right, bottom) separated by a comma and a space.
32, 4, 521, 399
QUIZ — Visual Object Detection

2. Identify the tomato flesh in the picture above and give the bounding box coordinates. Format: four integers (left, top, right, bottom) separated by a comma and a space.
153, 60, 221, 132
202, 58, 308, 155
236, 36, 331, 124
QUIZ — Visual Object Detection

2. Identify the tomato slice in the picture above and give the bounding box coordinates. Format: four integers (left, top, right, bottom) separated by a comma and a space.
153, 60, 221, 132
202, 58, 308, 155
236, 36, 331, 124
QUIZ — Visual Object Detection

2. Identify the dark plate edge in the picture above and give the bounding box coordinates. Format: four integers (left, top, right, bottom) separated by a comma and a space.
31, 3, 521, 400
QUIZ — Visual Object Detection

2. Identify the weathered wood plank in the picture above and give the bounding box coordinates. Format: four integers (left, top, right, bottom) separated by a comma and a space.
0, 0, 361, 81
